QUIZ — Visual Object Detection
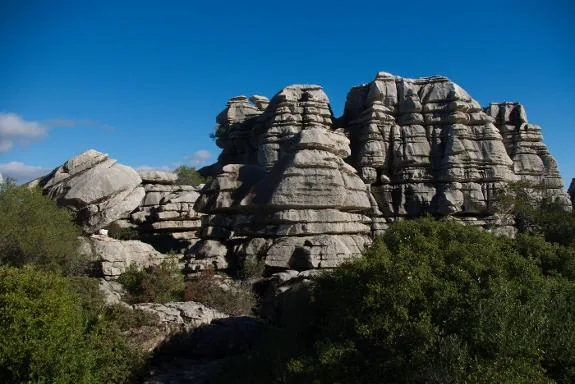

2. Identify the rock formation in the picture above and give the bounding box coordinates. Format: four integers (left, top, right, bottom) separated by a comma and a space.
485, 102, 572, 207
189, 85, 373, 271
128, 170, 203, 252
341, 72, 571, 233
79, 235, 178, 279
31, 72, 572, 275
28, 149, 145, 234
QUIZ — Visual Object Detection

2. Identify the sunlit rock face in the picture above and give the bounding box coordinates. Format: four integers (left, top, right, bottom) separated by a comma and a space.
183, 72, 572, 271
189, 86, 372, 271
485, 102, 572, 209
28, 149, 145, 234
340, 72, 571, 236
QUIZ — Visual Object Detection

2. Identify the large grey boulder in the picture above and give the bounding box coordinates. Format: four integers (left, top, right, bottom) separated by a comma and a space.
31, 149, 145, 233
80, 234, 178, 279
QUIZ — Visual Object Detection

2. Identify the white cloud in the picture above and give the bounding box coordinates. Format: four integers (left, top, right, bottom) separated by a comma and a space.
187, 149, 212, 165
0, 161, 49, 184
0, 113, 48, 153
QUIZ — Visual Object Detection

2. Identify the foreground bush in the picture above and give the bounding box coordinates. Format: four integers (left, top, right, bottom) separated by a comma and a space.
220, 219, 575, 383
0, 267, 144, 383
0, 186, 83, 274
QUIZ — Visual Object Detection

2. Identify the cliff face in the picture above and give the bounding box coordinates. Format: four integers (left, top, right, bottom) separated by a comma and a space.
188, 71, 571, 270
30, 72, 572, 273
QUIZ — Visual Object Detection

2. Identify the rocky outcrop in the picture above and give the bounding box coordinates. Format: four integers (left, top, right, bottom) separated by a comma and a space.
29, 150, 145, 234
343, 72, 518, 220
237, 126, 372, 270
485, 102, 572, 207
340, 72, 571, 236
134, 301, 227, 331
186, 164, 266, 271
79, 235, 178, 279
189, 85, 373, 271
127, 170, 203, 253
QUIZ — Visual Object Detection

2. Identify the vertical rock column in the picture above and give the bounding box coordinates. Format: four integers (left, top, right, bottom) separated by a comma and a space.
237, 126, 373, 270
485, 102, 572, 210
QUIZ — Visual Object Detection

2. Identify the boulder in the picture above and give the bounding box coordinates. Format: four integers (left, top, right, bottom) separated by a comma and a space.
31, 149, 145, 233
81, 234, 178, 279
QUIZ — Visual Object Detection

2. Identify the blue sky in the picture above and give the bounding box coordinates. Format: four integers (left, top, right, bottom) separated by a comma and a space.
1, 0, 574, 184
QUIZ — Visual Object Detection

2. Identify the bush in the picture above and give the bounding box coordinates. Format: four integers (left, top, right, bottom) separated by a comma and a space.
220, 219, 575, 383
106, 222, 140, 241
174, 165, 205, 186
0, 266, 144, 383
118, 261, 185, 304
184, 268, 256, 316
0, 186, 83, 275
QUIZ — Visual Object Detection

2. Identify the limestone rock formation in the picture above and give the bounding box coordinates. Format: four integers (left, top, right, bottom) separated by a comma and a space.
133, 301, 227, 331
190, 85, 373, 271
29, 149, 145, 234
186, 163, 267, 271
485, 102, 572, 207
127, 171, 203, 252
79, 235, 178, 279
237, 126, 372, 270
340, 72, 571, 236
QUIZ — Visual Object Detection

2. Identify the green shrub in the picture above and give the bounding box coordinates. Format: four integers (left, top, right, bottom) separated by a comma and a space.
106, 222, 140, 241
220, 219, 575, 383
174, 165, 205, 186
184, 268, 256, 316
118, 261, 185, 304
0, 266, 144, 383
0, 186, 83, 275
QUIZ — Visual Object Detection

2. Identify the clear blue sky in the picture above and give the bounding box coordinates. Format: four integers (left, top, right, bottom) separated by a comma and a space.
1, 0, 574, 183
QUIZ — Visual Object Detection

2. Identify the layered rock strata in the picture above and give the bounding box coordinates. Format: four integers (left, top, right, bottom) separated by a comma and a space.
190, 86, 373, 271
341, 72, 571, 236
127, 170, 203, 252
186, 163, 267, 271
28, 149, 145, 234
485, 102, 572, 207
237, 126, 372, 270
78, 235, 178, 279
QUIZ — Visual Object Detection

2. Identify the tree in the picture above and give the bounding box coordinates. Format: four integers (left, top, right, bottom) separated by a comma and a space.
220, 219, 575, 383
174, 165, 206, 186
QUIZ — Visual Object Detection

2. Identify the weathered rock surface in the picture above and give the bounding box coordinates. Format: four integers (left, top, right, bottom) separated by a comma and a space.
186, 163, 266, 271
126, 173, 203, 253
485, 102, 572, 207
30, 149, 145, 233
80, 234, 178, 278
339, 72, 571, 234
134, 301, 227, 331
190, 85, 373, 271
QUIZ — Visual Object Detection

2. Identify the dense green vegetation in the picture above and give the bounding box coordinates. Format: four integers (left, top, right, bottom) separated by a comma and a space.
0, 267, 145, 383
0, 184, 145, 383
174, 165, 206, 186
1, 178, 574, 383
221, 215, 575, 383
0, 186, 83, 275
